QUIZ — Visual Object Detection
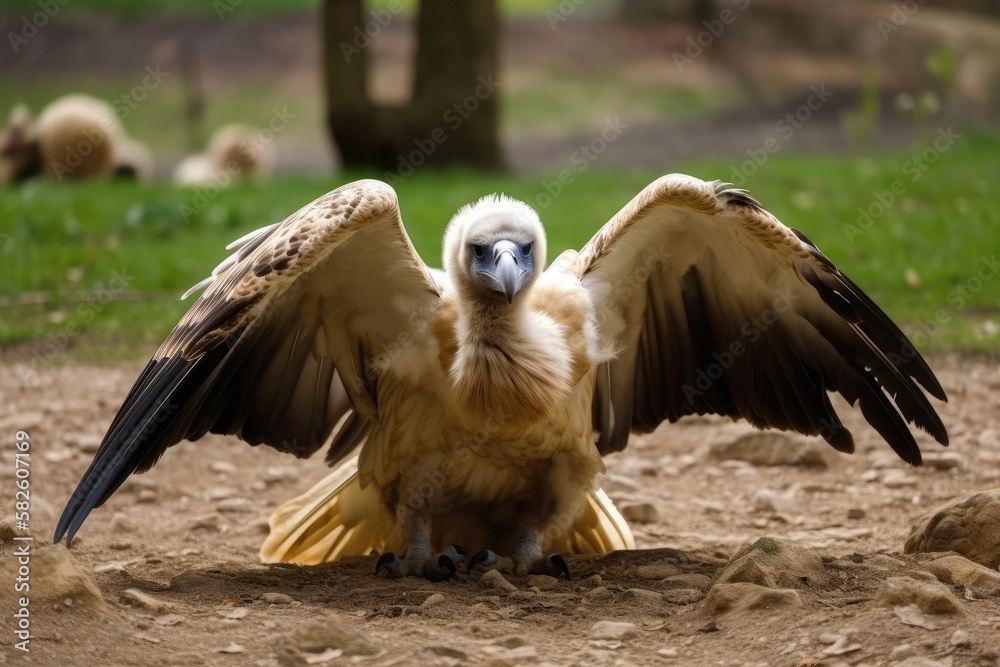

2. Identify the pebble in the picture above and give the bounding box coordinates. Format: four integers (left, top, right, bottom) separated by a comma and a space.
137, 489, 158, 503
206, 487, 240, 501
210, 460, 237, 474
526, 574, 560, 590
478, 569, 517, 593
260, 592, 294, 605
621, 502, 660, 524
111, 513, 136, 533
706, 582, 802, 614
590, 621, 639, 640
923, 452, 969, 472
585, 586, 612, 600
890, 644, 917, 661
657, 647, 679, 658
73, 434, 102, 453
666, 573, 712, 590
751, 489, 793, 513
421, 593, 445, 608
950, 629, 971, 648
216, 497, 254, 513
876, 577, 965, 615
155, 614, 186, 626
218, 642, 244, 654
220, 607, 248, 620
121, 589, 174, 613
636, 562, 680, 580
818, 632, 844, 644
846, 508, 866, 520
881, 473, 918, 489
626, 588, 663, 604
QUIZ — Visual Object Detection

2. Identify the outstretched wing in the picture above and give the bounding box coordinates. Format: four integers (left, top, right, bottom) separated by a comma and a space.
578, 174, 947, 462
56, 179, 441, 544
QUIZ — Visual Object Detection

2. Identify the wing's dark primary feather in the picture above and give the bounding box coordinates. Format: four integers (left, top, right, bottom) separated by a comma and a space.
579, 174, 948, 465
55, 180, 438, 546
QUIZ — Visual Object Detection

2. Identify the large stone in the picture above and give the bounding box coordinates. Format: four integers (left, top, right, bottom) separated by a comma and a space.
0, 544, 107, 612
709, 431, 831, 468
590, 621, 639, 640
714, 537, 827, 589
904, 490, 1000, 569
921, 555, 1000, 595
705, 582, 802, 614
873, 576, 966, 615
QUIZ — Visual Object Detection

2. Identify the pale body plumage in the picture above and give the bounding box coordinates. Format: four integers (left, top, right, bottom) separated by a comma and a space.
56, 176, 948, 576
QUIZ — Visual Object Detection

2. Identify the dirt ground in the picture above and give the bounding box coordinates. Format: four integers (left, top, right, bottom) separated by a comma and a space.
1, 356, 999, 667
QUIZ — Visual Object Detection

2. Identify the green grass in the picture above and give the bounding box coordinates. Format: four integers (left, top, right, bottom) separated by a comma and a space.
3, 132, 1000, 364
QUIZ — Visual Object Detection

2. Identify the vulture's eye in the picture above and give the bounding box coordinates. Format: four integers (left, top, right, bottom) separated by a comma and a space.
522, 243, 532, 258
473, 245, 486, 260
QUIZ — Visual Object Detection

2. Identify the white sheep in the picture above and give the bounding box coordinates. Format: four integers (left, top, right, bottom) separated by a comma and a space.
173, 123, 274, 187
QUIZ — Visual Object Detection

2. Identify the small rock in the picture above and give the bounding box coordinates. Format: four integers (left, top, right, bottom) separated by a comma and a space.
892, 604, 941, 630
218, 642, 244, 654
111, 513, 136, 533
662, 588, 702, 605
950, 629, 971, 648
421, 593, 445, 608
216, 497, 254, 513
526, 574, 560, 590
121, 589, 174, 613
875, 577, 966, 615
590, 621, 639, 640
921, 554, 1000, 595
155, 614, 185, 626
220, 607, 248, 620
635, 562, 680, 580
890, 644, 918, 661
585, 586, 612, 600
281, 616, 380, 658
882, 473, 918, 489
210, 461, 237, 474
0, 520, 16, 542
923, 452, 969, 472
584, 574, 602, 586
657, 647, 679, 658
714, 537, 827, 589
74, 434, 102, 453
260, 592, 294, 605
0, 546, 107, 611
709, 431, 830, 468
621, 502, 660, 524
137, 488, 158, 503
706, 582, 802, 614
189, 513, 225, 532
751, 489, 794, 513
479, 569, 517, 593
905, 490, 1000, 569
818, 632, 844, 644
847, 508, 866, 520
665, 573, 712, 590
626, 588, 663, 604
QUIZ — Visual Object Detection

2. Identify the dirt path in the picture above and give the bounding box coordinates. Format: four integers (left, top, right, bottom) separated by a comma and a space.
1, 359, 999, 666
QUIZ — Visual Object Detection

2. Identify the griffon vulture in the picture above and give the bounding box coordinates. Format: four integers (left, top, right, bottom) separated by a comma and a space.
55, 176, 948, 580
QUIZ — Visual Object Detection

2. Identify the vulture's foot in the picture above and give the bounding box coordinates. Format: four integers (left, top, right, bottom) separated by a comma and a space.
375, 536, 464, 581
468, 533, 571, 579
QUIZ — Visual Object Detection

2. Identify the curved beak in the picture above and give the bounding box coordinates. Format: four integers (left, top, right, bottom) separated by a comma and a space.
494, 250, 523, 304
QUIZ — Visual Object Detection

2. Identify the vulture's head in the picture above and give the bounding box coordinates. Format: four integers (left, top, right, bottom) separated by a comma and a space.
444, 194, 547, 305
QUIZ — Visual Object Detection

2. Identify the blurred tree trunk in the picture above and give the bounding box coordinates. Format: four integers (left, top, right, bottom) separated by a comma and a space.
619, 0, 715, 21
322, 0, 502, 173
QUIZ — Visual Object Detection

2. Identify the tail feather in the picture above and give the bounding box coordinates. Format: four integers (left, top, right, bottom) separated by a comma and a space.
259, 457, 393, 565
261, 461, 635, 565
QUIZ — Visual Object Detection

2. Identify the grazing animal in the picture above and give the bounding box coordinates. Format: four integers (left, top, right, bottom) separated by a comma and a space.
1, 95, 152, 183
55, 176, 948, 580
173, 123, 273, 187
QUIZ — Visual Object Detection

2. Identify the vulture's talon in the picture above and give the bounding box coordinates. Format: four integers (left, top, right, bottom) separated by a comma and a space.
468, 549, 498, 572
548, 553, 571, 580
375, 552, 403, 577
424, 554, 458, 581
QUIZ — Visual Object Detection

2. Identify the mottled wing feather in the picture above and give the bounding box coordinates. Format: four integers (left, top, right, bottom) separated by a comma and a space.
55, 179, 440, 544
578, 174, 947, 462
